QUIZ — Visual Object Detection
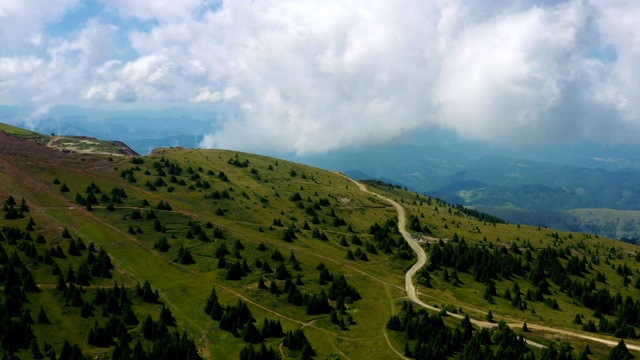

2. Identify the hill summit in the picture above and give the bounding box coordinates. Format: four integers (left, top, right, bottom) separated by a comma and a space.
0, 124, 639, 359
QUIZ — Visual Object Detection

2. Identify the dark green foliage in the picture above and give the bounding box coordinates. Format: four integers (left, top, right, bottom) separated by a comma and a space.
160, 305, 176, 327
154, 237, 170, 252
204, 288, 224, 321
346, 249, 355, 260
144, 331, 202, 360
271, 248, 284, 262
178, 246, 195, 264
225, 261, 248, 280
241, 321, 263, 344
156, 200, 172, 211
61, 227, 72, 239
38, 307, 50, 324
573, 313, 583, 325
140, 314, 168, 341
269, 280, 279, 295
35, 234, 46, 244
213, 227, 224, 239
215, 243, 230, 259
274, 263, 291, 280
607, 339, 633, 360
318, 267, 333, 285
283, 329, 315, 356
328, 275, 360, 303
239, 344, 278, 360
282, 227, 297, 242
260, 317, 284, 339
67, 239, 81, 256
219, 299, 255, 337
258, 277, 268, 290
353, 247, 368, 261
141, 281, 159, 303
59, 340, 85, 360
66, 265, 76, 283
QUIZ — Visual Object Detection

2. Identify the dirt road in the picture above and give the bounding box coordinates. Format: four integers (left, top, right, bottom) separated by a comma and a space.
345, 177, 640, 352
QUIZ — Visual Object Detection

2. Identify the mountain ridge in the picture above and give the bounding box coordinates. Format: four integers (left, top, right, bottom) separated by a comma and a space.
1, 123, 639, 359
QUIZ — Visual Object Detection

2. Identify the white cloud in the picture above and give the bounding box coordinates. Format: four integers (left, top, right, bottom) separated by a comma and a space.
102, 0, 217, 23
3, 0, 640, 152
0, 0, 79, 43
190, 87, 221, 103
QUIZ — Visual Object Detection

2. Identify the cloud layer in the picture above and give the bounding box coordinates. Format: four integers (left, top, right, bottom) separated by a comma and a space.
1, 0, 640, 153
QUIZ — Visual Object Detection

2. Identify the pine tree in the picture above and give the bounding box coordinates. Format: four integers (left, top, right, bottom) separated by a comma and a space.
258, 277, 268, 290
608, 339, 633, 360
573, 313, 583, 325
160, 305, 176, 327
486, 310, 494, 323
38, 307, 51, 324
31, 339, 44, 359
269, 280, 279, 295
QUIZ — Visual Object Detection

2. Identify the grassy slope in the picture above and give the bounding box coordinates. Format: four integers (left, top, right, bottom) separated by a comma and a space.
0, 142, 414, 359
368, 183, 640, 359
1, 129, 640, 358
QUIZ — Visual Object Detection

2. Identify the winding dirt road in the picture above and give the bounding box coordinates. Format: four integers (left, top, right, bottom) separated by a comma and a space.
346, 177, 640, 352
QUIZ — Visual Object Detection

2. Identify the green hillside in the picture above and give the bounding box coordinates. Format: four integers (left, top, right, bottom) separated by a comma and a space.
0, 127, 639, 359
1, 122, 138, 156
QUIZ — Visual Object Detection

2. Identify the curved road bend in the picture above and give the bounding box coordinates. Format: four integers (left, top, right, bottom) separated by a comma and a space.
345, 177, 640, 351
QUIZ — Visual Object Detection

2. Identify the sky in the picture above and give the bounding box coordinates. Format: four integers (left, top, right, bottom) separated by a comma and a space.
1, 0, 640, 154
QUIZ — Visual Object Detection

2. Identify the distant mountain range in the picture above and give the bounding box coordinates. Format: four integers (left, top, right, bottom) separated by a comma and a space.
295, 133, 640, 239
3, 105, 640, 238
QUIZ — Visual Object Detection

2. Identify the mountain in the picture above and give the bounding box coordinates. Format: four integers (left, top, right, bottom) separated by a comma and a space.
295, 135, 640, 239
0, 105, 220, 155
1, 124, 639, 359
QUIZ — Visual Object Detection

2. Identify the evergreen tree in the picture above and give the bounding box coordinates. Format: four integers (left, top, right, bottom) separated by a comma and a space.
38, 307, 51, 324
608, 339, 633, 360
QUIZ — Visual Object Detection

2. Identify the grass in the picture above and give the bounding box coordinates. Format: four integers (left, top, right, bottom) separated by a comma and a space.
2, 130, 640, 358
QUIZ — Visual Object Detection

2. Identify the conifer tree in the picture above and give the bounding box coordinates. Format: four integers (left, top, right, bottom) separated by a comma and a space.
38, 307, 51, 325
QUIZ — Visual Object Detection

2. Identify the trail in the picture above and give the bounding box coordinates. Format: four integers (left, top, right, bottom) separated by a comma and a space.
344, 177, 640, 352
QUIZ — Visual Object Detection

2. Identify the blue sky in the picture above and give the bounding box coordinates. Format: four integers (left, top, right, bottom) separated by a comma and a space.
0, 0, 639, 154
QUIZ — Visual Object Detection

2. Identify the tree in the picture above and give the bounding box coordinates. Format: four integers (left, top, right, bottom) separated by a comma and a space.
38, 307, 51, 324
160, 305, 176, 327
241, 321, 263, 344
269, 280, 279, 295
258, 277, 268, 290
67, 239, 81, 256
486, 310, 494, 323
180, 248, 195, 264
608, 339, 633, 360
573, 313, 583, 325
141, 281, 158, 303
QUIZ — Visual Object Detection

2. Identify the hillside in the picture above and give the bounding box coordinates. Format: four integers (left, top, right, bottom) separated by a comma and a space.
0, 123, 138, 157
1, 127, 640, 359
